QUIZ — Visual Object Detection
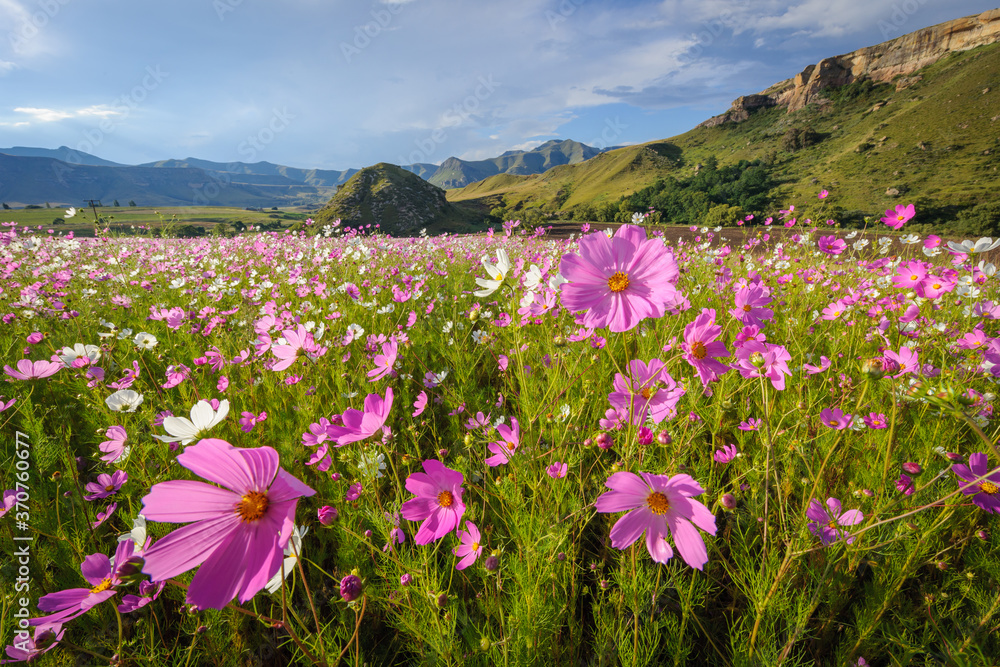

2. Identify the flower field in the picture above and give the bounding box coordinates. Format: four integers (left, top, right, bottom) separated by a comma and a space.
1, 205, 1000, 666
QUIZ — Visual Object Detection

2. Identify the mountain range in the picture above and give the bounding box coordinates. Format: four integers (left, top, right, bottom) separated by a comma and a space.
0, 139, 609, 208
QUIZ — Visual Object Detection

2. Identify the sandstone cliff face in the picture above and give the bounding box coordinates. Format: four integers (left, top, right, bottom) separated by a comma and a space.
701, 8, 1000, 126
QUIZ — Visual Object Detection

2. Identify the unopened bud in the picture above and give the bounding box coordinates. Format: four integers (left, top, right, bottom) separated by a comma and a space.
484, 554, 499, 571
340, 574, 363, 602
902, 462, 922, 475
721, 493, 737, 510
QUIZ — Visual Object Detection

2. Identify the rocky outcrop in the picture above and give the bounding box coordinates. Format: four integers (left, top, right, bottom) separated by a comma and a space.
700, 8, 1000, 125
698, 94, 777, 128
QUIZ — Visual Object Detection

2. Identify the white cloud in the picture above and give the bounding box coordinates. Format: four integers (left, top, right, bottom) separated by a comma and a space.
13, 107, 73, 122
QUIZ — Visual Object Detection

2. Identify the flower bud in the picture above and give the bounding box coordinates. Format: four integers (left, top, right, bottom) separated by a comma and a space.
977, 529, 989, 541
595, 433, 612, 450
656, 431, 672, 445
436, 592, 448, 607
479, 636, 490, 651
339, 574, 363, 602
901, 462, 922, 475
484, 554, 499, 571
400, 573, 412, 586
317, 506, 338, 525
748, 351, 765, 368
721, 493, 737, 510
861, 357, 885, 379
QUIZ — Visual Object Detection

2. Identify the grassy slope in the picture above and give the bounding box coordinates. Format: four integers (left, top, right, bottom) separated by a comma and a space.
448, 43, 1000, 221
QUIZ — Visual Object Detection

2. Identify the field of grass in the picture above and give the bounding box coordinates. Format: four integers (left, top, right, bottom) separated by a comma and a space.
1, 197, 999, 666
0, 206, 309, 237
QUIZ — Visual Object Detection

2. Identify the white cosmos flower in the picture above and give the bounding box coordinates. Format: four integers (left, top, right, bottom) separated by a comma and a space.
133, 332, 158, 350
64, 207, 76, 218
947, 237, 1000, 254
474, 248, 511, 297
900, 234, 921, 244
59, 343, 101, 368
358, 451, 386, 479
152, 399, 230, 446
106, 390, 144, 413
117, 515, 149, 553
265, 525, 308, 594
522, 264, 543, 291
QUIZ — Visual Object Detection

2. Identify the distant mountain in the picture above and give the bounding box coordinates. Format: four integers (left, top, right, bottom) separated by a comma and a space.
139, 158, 357, 187
313, 163, 481, 235
0, 153, 322, 208
0, 145, 124, 167
400, 163, 439, 179
424, 139, 605, 189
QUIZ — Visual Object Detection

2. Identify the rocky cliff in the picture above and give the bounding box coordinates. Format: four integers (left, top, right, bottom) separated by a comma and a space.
701, 8, 1000, 125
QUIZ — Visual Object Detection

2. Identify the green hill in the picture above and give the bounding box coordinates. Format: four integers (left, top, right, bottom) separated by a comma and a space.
313, 163, 484, 235
449, 40, 1000, 229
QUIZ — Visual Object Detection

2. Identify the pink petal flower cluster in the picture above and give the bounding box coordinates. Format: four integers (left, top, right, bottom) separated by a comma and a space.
400, 459, 465, 545
608, 358, 685, 426
486, 418, 520, 467
140, 439, 315, 610
594, 471, 717, 570
806, 497, 864, 545
881, 204, 915, 229
682, 308, 730, 389
558, 224, 683, 332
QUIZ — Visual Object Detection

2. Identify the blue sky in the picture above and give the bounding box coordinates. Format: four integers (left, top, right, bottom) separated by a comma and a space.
1, 0, 996, 171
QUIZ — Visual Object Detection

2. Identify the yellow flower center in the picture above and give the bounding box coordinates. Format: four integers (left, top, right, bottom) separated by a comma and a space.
494, 272, 503, 281
236, 490, 270, 523
505, 441, 516, 452
690, 341, 707, 360
437, 490, 454, 507
910, 275, 919, 281
471, 541, 480, 551
827, 520, 839, 530
743, 304, 752, 312
90, 578, 113, 595
640, 386, 656, 400
105, 484, 115, 492
608, 272, 630, 292
981, 481, 999, 495
646, 492, 670, 515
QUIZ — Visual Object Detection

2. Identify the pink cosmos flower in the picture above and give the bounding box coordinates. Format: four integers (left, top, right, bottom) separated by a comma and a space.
883, 346, 919, 378
345, 482, 363, 502
730, 284, 774, 328
819, 407, 853, 430
594, 471, 717, 570
547, 462, 568, 479
452, 521, 483, 570
952, 453, 1000, 514
412, 391, 428, 417
738, 418, 762, 431
682, 308, 730, 389
0, 489, 16, 519
29, 540, 136, 627
271, 325, 320, 372
3, 359, 61, 380
118, 580, 165, 614
92, 502, 118, 528
3, 625, 64, 663
558, 224, 682, 332
327, 388, 393, 445
400, 459, 466, 545
367, 338, 398, 381
608, 358, 685, 425
713, 444, 738, 464
733, 341, 792, 390
803, 356, 831, 374
806, 497, 864, 545
818, 236, 846, 255
485, 418, 520, 467
863, 413, 887, 429
139, 439, 316, 610
98, 426, 128, 463
881, 204, 915, 230
239, 411, 267, 433
895, 474, 915, 495
84, 470, 127, 501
